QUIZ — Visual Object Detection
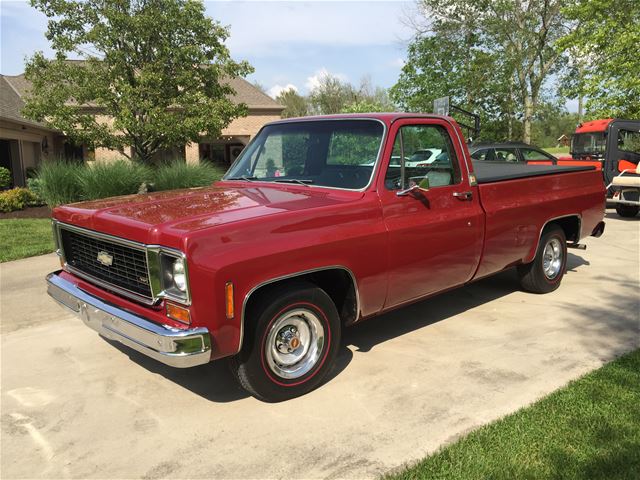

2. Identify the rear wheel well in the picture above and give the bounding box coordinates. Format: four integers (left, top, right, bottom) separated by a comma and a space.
546, 216, 581, 243
244, 269, 358, 331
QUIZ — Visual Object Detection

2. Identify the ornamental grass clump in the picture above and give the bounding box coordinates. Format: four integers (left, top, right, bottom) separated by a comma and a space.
37, 160, 84, 207
152, 161, 225, 191
77, 160, 151, 200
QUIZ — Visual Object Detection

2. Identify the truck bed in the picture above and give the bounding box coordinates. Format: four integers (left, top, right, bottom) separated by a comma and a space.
473, 161, 595, 184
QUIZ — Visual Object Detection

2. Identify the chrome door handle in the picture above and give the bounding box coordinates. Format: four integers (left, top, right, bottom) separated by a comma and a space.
453, 191, 473, 200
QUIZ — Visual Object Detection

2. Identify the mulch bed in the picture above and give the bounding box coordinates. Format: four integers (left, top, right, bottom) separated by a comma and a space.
0, 206, 52, 220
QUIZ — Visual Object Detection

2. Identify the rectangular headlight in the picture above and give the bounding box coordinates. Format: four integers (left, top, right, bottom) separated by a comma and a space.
147, 248, 191, 305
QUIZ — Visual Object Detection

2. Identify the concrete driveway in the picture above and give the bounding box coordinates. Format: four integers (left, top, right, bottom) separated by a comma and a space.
1, 211, 638, 479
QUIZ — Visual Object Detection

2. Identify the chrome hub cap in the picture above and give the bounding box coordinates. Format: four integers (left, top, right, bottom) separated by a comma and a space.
542, 238, 563, 279
265, 309, 325, 379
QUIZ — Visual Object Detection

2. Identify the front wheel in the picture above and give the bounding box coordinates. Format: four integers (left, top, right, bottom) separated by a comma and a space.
517, 225, 567, 294
615, 204, 639, 217
229, 282, 341, 402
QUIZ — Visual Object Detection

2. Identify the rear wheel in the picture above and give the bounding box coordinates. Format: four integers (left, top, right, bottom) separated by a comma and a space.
615, 204, 639, 217
229, 282, 341, 402
518, 225, 567, 294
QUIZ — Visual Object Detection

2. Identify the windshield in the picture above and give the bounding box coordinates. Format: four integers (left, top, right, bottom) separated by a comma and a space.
223, 120, 384, 190
571, 132, 606, 156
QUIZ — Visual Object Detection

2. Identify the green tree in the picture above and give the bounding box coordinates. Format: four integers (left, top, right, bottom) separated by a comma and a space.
23, 0, 252, 164
559, 0, 640, 119
343, 76, 396, 113
308, 73, 354, 115
394, 0, 568, 143
276, 88, 309, 118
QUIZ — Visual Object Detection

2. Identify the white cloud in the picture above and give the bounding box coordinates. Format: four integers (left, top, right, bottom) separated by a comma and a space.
304, 67, 348, 92
209, 2, 413, 57
267, 83, 298, 99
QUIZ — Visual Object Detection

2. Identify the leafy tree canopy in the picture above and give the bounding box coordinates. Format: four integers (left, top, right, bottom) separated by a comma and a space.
24, 0, 253, 163
559, 0, 640, 119
393, 0, 569, 143
307, 73, 395, 115
276, 88, 309, 118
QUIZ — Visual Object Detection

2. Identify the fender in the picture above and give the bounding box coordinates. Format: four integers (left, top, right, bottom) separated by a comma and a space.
525, 214, 582, 263
237, 265, 361, 353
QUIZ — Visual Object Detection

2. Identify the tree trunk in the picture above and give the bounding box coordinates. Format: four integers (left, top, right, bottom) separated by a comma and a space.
523, 95, 533, 144
578, 95, 584, 122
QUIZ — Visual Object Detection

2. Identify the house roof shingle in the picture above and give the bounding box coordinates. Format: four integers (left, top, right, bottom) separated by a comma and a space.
1, 72, 283, 111
0, 75, 52, 129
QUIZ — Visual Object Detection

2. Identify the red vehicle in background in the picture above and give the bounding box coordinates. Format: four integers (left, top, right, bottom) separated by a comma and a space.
557, 120, 640, 182
556, 119, 640, 217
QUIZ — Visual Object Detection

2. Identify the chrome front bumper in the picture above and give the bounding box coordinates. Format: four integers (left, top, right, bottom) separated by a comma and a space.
46, 271, 211, 368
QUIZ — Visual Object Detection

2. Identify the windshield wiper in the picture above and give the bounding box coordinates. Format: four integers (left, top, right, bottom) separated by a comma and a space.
226, 175, 257, 181
273, 178, 314, 186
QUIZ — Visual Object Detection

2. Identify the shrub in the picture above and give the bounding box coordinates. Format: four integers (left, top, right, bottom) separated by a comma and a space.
0, 188, 39, 213
151, 161, 225, 191
36, 160, 84, 207
26, 177, 45, 206
0, 167, 11, 189
77, 160, 151, 200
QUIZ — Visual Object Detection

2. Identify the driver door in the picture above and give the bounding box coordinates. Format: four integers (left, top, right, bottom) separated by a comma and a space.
379, 119, 484, 308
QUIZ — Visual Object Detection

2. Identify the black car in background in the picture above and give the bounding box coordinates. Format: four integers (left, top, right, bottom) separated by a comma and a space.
469, 142, 558, 165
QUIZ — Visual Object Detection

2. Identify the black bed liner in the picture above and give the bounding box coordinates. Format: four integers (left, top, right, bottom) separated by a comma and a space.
472, 161, 595, 184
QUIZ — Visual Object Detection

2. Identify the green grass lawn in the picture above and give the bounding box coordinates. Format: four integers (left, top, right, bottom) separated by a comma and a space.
387, 349, 640, 480
0, 219, 56, 262
545, 146, 570, 155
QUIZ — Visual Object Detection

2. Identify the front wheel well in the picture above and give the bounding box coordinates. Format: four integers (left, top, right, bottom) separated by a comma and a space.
243, 268, 359, 332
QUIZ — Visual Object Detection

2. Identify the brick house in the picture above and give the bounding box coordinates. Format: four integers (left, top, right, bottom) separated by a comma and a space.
0, 73, 283, 187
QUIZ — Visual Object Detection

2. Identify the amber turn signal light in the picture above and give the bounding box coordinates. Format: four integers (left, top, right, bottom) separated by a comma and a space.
166, 303, 191, 325
225, 282, 234, 319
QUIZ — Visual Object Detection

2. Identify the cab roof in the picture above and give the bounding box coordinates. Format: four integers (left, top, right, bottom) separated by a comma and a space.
575, 119, 613, 133
267, 112, 456, 126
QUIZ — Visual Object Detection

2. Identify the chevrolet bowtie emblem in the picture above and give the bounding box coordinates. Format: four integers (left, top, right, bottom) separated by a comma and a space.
96, 251, 114, 267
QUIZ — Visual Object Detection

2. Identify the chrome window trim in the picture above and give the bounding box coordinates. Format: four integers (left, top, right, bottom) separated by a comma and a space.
237, 265, 361, 354
221, 117, 389, 193
389, 115, 473, 179
53, 220, 191, 306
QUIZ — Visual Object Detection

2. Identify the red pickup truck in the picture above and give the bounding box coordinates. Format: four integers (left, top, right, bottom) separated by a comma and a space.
47, 114, 606, 401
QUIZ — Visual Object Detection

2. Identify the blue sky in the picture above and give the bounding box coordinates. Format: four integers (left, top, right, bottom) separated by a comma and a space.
1, 0, 414, 97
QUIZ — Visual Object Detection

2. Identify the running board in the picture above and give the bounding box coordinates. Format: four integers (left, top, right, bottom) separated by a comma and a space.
567, 243, 587, 250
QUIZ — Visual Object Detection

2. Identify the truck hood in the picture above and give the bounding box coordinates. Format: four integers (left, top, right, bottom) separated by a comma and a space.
52, 182, 363, 245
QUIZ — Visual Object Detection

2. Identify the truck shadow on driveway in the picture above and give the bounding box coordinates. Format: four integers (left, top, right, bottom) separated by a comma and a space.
343, 268, 521, 354
105, 255, 591, 403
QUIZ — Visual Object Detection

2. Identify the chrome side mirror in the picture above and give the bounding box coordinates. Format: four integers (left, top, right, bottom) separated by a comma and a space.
396, 178, 430, 197
396, 184, 422, 197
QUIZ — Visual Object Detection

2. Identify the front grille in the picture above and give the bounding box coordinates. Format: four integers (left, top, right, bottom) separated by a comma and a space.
60, 228, 152, 300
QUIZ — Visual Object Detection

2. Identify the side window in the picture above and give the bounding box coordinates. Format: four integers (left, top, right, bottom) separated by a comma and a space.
618, 129, 640, 154
385, 124, 460, 190
494, 148, 519, 162
521, 148, 554, 161
471, 149, 491, 161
